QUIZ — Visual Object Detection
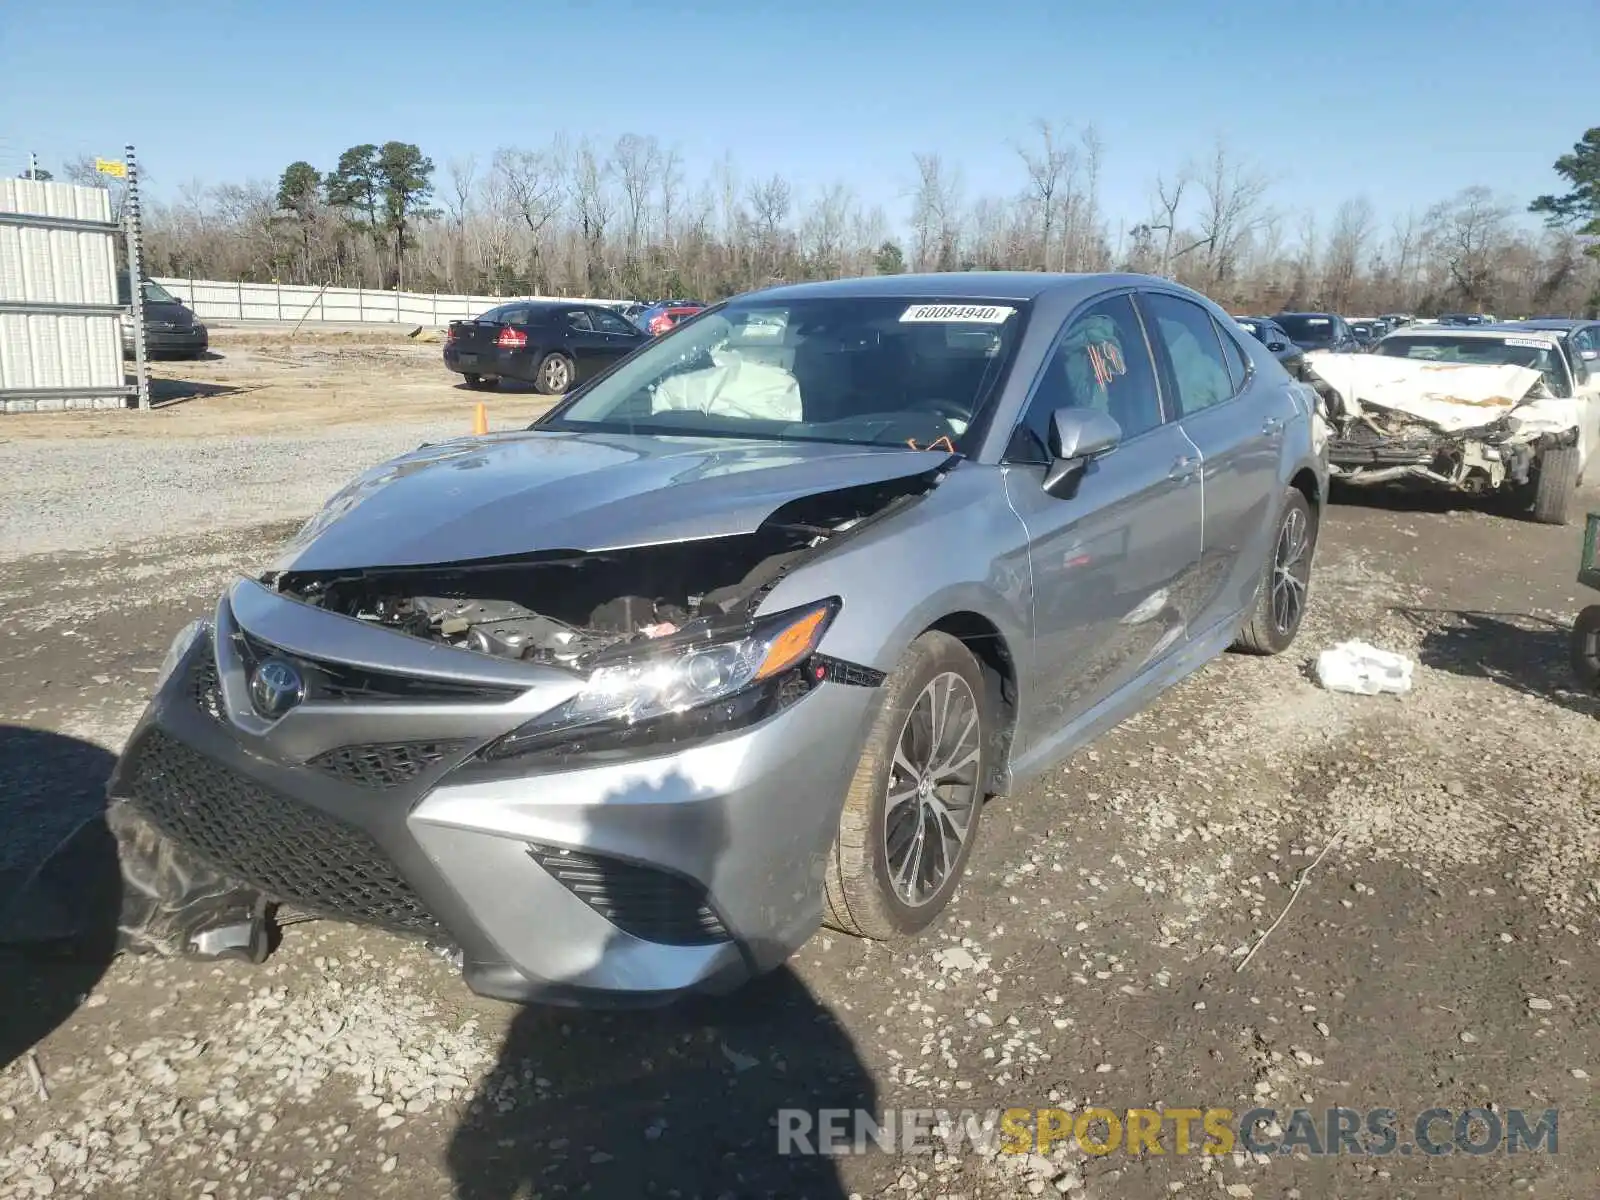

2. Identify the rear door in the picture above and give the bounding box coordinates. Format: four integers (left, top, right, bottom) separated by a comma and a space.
1138, 291, 1291, 636
560, 310, 615, 380
1001, 290, 1205, 751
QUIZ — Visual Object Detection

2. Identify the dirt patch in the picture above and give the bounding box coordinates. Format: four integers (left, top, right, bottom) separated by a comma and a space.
0, 328, 557, 440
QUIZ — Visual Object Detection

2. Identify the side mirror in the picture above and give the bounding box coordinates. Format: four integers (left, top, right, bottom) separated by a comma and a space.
1582, 349, 1598, 362
1044, 407, 1121, 497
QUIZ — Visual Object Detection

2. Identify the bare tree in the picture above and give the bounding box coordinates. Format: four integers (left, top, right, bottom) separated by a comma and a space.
1195, 140, 1272, 287
1322, 196, 1375, 311
1427, 186, 1512, 308
746, 174, 793, 284
910, 153, 963, 272
569, 140, 614, 296
611, 133, 662, 258
1017, 120, 1074, 271
1138, 168, 1191, 277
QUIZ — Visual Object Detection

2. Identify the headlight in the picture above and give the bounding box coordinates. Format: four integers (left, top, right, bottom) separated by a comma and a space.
156, 619, 211, 690
480, 599, 839, 763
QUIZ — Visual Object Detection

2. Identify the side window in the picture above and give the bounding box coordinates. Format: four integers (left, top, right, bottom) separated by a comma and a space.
1139, 293, 1236, 416
1213, 318, 1251, 392
502, 307, 530, 326
566, 310, 594, 332
592, 309, 636, 335
1008, 293, 1163, 462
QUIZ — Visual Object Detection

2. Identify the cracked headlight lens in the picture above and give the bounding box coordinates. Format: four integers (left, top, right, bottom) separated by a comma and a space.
481, 599, 839, 761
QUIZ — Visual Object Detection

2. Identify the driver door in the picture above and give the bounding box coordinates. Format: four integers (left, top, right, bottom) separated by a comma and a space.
1002, 291, 1206, 753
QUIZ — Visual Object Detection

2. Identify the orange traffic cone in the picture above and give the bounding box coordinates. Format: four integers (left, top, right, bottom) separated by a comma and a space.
472, 402, 488, 435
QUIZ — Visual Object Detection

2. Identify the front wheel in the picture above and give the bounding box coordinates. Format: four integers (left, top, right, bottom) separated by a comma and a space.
823, 632, 989, 939
1572, 605, 1600, 693
1233, 487, 1317, 655
534, 352, 574, 395
1532, 445, 1579, 525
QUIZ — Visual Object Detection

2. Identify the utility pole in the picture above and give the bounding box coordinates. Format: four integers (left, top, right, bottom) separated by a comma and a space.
27, 152, 37, 180
124, 143, 150, 410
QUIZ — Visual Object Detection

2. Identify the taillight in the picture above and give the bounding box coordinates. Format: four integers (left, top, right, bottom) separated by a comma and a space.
444, 325, 456, 344
496, 326, 527, 349
649, 315, 671, 335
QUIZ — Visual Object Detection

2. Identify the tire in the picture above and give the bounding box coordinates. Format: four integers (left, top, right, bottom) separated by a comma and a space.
1532, 444, 1579, 525
823, 631, 989, 940
1233, 488, 1317, 655
534, 352, 574, 395
461, 372, 481, 387
1573, 605, 1600, 693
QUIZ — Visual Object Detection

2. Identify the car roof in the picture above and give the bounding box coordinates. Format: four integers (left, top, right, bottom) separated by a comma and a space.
742, 271, 1161, 305
1273, 311, 1339, 318
1382, 325, 1559, 343
1508, 318, 1589, 331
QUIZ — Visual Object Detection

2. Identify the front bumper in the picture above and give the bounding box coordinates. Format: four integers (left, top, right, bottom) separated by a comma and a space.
108, 582, 879, 1006
1327, 424, 1558, 492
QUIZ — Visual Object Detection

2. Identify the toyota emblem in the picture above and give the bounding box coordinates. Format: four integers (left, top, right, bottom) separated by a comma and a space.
248, 657, 305, 718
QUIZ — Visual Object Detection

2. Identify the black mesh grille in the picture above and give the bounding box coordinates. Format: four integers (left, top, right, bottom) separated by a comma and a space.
188, 647, 224, 722
306, 740, 470, 788
119, 729, 446, 938
527, 843, 729, 946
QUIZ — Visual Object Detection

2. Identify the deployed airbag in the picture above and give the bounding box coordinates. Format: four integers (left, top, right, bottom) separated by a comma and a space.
652, 350, 803, 421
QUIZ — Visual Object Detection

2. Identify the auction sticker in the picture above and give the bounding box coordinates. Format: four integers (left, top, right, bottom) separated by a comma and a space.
1503, 337, 1553, 349
900, 303, 1016, 323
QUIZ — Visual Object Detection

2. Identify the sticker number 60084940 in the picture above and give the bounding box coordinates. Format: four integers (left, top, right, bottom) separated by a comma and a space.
899, 304, 1017, 324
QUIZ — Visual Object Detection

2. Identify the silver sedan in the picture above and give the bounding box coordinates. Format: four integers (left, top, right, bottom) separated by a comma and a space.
106, 272, 1328, 1006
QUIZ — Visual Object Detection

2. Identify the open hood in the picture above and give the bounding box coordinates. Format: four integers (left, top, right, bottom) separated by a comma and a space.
1303, 352, 1579, 436
273, 428, 955, 571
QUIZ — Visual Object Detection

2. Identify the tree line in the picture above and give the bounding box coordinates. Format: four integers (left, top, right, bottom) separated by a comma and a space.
40, 124, 1600, 316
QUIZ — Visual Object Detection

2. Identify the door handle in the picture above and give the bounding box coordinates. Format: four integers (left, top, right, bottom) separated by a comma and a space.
1262, 415, 1284, 435
1169, 455, 1200, 481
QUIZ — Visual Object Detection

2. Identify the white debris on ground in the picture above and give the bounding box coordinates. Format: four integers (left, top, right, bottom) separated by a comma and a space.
1313, 640, 1415, 695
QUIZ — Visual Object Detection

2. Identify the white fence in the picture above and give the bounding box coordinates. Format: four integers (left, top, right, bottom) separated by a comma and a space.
152, 278, 625, 326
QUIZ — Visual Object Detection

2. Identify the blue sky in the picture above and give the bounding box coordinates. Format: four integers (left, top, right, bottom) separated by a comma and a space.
0, 0, 1586, 241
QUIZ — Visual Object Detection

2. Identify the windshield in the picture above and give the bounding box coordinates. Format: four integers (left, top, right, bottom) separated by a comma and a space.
1276, 315, 1336, 343
1376, 335, 1571, 397
141, 280, 178, 304
540, 296, 1030, 449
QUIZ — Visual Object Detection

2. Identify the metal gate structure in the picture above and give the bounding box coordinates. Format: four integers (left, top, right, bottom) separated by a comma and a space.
0, 147, 148, 413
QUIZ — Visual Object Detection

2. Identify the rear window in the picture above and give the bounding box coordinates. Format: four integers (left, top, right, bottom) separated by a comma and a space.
1276, 315, 1335, 341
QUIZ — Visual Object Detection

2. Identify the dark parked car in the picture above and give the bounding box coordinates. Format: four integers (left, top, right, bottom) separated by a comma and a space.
1347, 321, 1379, 349
444, 301, 647, 393
635, 300, 707, 336
1271, 312, 1360, 353
118, 273, 208, 359
1232, 316, 1306, 371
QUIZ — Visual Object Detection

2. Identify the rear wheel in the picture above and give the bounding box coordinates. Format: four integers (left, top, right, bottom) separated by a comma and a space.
1531, 445, 1579, 525
1572, 605, 1600, 693
824, 632, 988, 939
535, 352, 574, 395
1234, 488, 1317, 655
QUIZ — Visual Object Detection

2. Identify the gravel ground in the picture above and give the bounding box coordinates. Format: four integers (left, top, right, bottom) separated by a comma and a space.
1, 393, 1598, 1199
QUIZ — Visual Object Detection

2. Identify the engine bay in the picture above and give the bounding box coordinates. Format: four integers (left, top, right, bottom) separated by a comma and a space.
268, 473, 938, 667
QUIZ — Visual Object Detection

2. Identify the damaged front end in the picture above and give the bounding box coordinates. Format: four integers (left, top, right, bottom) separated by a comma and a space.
1308, 354, 1580, 495
99, 455, 948, 974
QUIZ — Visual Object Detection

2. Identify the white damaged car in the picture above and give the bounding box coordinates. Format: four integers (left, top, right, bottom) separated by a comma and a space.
1310, 324, 1599, 524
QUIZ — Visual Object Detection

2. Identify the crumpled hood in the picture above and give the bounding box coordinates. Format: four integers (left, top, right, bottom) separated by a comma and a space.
273, 429, 952, 571
1303, 352, 1579, 436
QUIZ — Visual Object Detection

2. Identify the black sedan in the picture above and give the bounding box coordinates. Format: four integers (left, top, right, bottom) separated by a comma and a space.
1233, 315, 1306, 371
444, 301, 648, 393
1271, 311, 1362, 353
118, 274, 208, 360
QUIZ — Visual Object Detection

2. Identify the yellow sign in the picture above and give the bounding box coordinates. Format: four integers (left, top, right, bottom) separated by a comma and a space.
94, 158, 127, 179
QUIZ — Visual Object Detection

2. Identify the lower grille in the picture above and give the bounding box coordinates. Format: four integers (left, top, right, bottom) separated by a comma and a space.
119, 729, 446, 938
306, 740, 469, 789
526, 843, 729, 946
189, 647, 224, 722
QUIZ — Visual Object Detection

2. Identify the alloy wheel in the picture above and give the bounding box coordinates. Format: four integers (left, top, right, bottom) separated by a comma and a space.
1271, 507, 1311, 634
883, 671, 981, 907
544, 357, 570, 392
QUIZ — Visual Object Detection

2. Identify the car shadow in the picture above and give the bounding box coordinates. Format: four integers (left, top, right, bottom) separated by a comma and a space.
453, 379, 547, 396
1393, 607, 1600, 716
445, 766, 871, 1199
1327, 480, 1538, 521
0, 725, 122, 1073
